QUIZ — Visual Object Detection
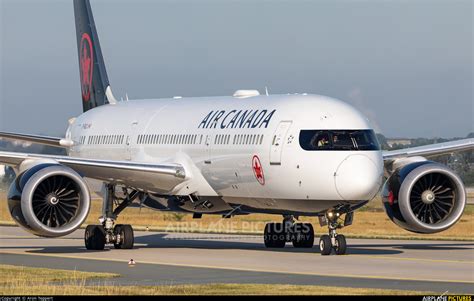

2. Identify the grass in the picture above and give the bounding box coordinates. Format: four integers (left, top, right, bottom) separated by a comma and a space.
0, 264, 118, 285
0, 190, 472, 240
0, 264, 431, 295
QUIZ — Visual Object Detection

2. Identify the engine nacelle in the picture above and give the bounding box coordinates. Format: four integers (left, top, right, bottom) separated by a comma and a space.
382, 161, 466, 233
8, 164, 91, 237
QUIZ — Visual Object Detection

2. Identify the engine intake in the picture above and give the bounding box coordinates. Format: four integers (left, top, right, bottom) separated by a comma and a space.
382, 161, 466, 233
8, 164, 91, 237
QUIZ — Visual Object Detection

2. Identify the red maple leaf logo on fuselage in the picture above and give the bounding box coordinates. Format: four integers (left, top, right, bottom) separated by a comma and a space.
252, 155, 265, 185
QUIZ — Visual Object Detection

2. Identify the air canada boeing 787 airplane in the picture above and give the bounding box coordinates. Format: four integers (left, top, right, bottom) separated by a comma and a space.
1, 0, 473, 255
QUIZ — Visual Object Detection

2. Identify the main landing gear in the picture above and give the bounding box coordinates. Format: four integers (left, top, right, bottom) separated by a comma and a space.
85, 185, 139, 250
263, 210, 354, 256
264, 215, 315, 248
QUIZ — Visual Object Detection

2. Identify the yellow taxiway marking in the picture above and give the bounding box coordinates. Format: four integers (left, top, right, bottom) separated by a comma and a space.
0, 235, 78, 240
353, 254, 474, 264
1, 235, 40, 238
0, 250, 473, 285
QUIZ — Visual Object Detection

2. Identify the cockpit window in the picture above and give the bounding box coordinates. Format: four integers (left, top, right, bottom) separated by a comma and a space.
309, 131, 330, 149
300, 130, 380, 151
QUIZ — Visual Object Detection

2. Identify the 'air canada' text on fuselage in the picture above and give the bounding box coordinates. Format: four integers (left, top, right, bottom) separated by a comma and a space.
198, 109, 276, 129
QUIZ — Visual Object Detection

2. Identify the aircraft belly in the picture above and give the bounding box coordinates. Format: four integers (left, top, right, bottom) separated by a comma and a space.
222, 196, 361, 213
142, 194, 355, 215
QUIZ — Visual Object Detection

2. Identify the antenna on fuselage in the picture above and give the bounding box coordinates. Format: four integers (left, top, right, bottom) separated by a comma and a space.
265, 86, 269, 96
120, 93, 129, 102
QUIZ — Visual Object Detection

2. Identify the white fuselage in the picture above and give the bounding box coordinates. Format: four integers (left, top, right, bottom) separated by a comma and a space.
67, 93, 384, 214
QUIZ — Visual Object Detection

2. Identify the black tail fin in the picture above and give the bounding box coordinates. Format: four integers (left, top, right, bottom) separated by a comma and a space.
73, 0, 116, 112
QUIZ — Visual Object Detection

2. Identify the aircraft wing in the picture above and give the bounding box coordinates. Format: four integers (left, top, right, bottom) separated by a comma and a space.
383, 138, 474, 161
0, 131, 71, 148
0, 151, 186, 193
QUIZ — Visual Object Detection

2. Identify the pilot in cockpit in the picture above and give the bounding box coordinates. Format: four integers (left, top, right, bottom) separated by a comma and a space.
317, 134, 329, 148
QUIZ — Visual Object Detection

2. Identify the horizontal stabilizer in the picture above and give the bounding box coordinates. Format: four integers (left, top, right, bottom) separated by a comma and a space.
0, 131, 72, 148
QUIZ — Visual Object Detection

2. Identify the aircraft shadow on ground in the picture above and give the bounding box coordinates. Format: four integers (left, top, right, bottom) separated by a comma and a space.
17, 233, 398, 255
15, 233, 472, 255
350, 243, 474, 251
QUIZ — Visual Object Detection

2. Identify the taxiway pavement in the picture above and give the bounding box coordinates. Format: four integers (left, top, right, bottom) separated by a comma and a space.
0, 226, 472, 293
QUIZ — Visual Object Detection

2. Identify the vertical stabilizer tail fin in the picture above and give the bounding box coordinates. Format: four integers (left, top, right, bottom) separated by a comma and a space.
73, 0, 116, 112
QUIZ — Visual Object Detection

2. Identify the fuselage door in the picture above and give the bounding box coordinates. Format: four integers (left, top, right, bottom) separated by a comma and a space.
204, 135, 212, 164
126, 121, 138, 160
269, 121, 292, 165
125, 135, 132, 160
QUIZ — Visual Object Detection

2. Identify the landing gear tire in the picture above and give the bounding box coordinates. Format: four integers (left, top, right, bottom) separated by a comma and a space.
264, 223, 272, 247
113, 224, 134, 249
85, 225, 106, 250
264, 223, 286, 248
334, 234, 347, 255
292, 223, 314, 248
93, 185, 140, 251
319, 234, 332, 255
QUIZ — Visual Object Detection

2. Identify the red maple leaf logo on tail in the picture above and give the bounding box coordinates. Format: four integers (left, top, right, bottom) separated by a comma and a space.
80, 33, 93, 101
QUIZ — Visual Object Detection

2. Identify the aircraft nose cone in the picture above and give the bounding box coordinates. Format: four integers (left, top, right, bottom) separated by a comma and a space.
334, 154, 382, 201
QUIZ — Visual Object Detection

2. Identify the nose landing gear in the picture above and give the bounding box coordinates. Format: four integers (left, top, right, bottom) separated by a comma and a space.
318, 210, 352, 255
319, 231, 347, 255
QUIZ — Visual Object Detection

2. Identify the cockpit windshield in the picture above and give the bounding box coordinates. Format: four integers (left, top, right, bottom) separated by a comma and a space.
299, 129, 380, 151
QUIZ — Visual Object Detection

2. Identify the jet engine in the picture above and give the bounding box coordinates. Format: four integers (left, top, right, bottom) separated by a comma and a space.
382, 161, 466, 233
7, 164, 91, 237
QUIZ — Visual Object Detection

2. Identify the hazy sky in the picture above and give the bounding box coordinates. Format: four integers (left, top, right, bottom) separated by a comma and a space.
1, 0, 472, 138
